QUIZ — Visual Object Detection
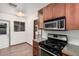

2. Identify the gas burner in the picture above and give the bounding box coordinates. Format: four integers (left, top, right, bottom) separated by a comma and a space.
39, 34, 68, 56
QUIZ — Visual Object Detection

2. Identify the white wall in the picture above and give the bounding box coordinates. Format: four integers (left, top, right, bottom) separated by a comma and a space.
42, 30, 79, 46
0, 3, 49, 46
0, 13, 27, 45
25, 13, 36, 45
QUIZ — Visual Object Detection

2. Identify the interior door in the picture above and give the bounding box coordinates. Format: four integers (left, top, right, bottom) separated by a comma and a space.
0, 20, 10, 49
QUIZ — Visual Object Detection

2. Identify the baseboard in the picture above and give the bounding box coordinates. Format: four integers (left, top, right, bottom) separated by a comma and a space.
10, 42, 32, 47
25, 42, 33, 47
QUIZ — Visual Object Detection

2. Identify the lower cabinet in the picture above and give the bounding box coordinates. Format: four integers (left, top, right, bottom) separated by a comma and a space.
33, 40, 40, 56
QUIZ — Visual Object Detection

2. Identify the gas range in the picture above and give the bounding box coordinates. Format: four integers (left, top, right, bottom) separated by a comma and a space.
39, 34, 68, 56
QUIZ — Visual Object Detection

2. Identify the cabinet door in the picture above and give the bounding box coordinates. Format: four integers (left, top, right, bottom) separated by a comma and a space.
43, 4, 65, 21
33, 47, 39, 56
43, 6, 49, 21
33, 41, 39, 56
43, 7, 46, 20
43, 4, 53, 21
38, 13, 43, 29
75, 4, 79, 29
66, 4, 76, 30
53, 3, 65, 18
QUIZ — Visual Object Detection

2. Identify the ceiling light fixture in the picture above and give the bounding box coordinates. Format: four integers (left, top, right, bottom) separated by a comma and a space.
16, 4, 25, 17
9, 3, 25, 17
16, 11, 25, 17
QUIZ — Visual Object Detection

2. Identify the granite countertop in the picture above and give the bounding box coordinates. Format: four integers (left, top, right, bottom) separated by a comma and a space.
62, 44, 79, 56
34, 39, 42, 42
34, 38, 47, 42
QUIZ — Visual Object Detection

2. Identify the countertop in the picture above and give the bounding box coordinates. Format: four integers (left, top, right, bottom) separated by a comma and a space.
34, 38, 47, 42
62, 44, 79, 56
33, 39, 42, 42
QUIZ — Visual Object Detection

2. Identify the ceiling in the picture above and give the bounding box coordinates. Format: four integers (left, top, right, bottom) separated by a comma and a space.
0, 3, 48, 16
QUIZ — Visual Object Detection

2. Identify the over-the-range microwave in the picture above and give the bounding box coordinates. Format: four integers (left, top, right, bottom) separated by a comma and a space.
44, 16, 66, 31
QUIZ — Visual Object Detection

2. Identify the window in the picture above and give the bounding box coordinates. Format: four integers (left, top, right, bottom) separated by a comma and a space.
14, 21, 25, 32
0, 23, 7, 34
20, 22, 25, 31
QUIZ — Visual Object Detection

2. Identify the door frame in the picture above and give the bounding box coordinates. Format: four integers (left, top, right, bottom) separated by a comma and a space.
0, 19, 11, 47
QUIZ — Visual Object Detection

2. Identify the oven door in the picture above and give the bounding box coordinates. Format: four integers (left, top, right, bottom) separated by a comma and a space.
39, 46, 56, 56
41, 49, 54, 56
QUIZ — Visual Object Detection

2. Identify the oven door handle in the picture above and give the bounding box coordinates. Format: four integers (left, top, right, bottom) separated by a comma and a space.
39, 46, 57, 56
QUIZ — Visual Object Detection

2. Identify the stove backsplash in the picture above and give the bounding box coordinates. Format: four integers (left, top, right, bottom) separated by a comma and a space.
42, 30, 79, 46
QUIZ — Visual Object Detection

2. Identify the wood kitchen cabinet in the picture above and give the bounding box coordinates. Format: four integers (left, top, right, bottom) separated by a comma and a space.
43, 3, 65, 21
43, 4, 54, 21
74, 4, 79, 29
65, 4, 76, 30
38, 3, 79, 30
53, 3, 65, 18
65, 3, 79, 30
38, 9, 44, 29
33, 40, 40, 56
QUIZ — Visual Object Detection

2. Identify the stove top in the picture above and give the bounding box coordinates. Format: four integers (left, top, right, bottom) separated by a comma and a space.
39, 34, 68, 56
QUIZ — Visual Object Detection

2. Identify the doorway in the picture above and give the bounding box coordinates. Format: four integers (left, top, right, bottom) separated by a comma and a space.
0, 20, 10, 49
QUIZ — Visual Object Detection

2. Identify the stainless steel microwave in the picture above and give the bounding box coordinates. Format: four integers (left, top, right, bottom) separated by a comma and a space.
44, 17, 66, 30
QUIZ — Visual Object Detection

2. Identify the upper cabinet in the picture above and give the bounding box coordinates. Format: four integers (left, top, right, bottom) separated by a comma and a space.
43, 4, 54, 21
38, 3, 79, 30
38, 9, 44, 29
43, 4, 65, 21
53, 4, 65, 18
65, 4, 76, 30
65, 4, 79, 30
75, 4, 79, 29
